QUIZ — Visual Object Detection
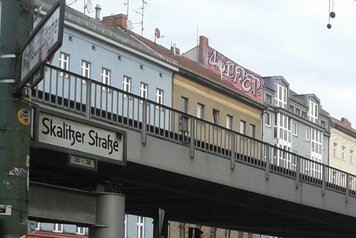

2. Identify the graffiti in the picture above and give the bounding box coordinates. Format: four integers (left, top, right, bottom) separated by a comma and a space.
207, 47, 263, 102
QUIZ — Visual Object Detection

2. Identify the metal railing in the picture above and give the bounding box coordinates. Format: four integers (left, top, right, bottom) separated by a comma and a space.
32, 64, 356, 199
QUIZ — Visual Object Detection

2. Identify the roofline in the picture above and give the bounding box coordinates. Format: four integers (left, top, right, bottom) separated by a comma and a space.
179, 68, 266, 111
65, 21, 179, 72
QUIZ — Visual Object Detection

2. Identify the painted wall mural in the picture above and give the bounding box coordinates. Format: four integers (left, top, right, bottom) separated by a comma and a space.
207, 47, 263, 103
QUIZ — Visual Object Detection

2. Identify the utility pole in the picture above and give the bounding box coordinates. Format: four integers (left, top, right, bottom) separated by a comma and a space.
0, 0, 33, 237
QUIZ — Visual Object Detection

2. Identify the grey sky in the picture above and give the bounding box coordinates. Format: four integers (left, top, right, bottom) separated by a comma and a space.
69, 0, 356, 126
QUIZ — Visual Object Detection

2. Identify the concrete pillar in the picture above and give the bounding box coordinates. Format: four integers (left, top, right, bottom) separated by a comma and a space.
89, 192, 125, 238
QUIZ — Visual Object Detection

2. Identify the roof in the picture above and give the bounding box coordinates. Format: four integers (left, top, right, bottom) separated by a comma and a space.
332, 117, 356, 138
128, 31, 265, 109
34, 0, 178, 70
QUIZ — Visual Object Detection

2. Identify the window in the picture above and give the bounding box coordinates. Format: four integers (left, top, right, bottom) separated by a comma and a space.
293, 121, 298, 136
265, 112, 271, 126
196, 103, 204, 119
276, 113, 291, 143
35, 222, 40, 231
321, 120, 326, 128
101, 68, 111, 92
302, 111, 306, 118
224, 229, 231, 238
137, 216, 145, 238
155, 88, 163, 108
212, 109, 219, 124
310, 128, 323, 156
275, 84, 287, 108
53, 223, 63, 233
308, 100, 318, 123
351, 150, 354, 164
140, 82, 148, 99
342, 146, 346, 160
289, 105, 294, 112
305, 127, 310, 141
226, 115, 233, 129
333, 142, 337, 157
181, 97, 189, 113
81, 60, 91, 78
296, 108, 300, 116
123, 76, 131, 95
250, 124, 256, 138
240, 120, 246, 134
265, 94, 272, 104
59, 52, 69, 77
76, 226, 86, 235
81, 60, 91, 84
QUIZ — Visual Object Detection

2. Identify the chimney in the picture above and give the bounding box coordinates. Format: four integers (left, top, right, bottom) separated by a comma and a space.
101, 14, 128, 30
95, 4, 102, 20
198, 35, 209, 66
341, 117, 352, 128
170, 44, 180, 55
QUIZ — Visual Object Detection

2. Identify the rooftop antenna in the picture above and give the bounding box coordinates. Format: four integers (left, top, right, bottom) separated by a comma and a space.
84, 0, 93, 14
66, 0, 77, 5
133, 0, 148, 36
124, 0, 130, 17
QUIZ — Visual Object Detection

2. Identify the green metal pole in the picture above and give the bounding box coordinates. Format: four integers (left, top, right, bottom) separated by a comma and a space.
0, 0, 33, 237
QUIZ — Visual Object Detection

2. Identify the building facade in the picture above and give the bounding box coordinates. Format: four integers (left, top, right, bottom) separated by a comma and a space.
262, 76, 330, 177
28, 215, 153, 238
31, 0, 177, 237
329, 117, 356, 176
180, 36, 265, 139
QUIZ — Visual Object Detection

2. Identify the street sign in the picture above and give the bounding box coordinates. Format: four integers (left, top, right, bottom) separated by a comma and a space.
19, 0, 65, 90
36, 112, 127, 165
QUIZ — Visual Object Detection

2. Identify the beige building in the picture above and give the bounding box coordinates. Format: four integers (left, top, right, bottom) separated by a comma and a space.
176, 36, 265, 140
329, 117, 356, 175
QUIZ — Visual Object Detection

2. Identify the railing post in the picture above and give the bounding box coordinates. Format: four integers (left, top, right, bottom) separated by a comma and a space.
190, 118, 195, 159
141, 99, 147, 145
346, 174, 349, 203
86, 81, 92, 120
231, 132, 235, 170
265, 144, 270, 180
295, 155, 300, 189
322, 164, 326, 196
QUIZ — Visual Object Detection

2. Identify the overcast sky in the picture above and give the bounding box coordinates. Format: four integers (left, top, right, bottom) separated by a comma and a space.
68, 0, 356, 127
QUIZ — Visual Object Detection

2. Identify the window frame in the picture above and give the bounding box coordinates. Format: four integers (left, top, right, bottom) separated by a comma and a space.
250, 124, 256, 138
101, 67, 111, 92
123, 75, 132, 96
76, 226, 86, 235
265, 112, 271, 127
140, 82, 148, 100
293, 120, 298, 136
53, 223, 63, 233
137, 216, 145, 238
240, 120, 246, 135
212, 108, 220, 124
196, 103, 205, 119
226, 115, 233, 129
155, 88, 164, 109
59, 52, 70, 77
305, 127, 310, 141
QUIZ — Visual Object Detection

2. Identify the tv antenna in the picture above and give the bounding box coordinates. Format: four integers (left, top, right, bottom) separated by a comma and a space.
84, 0, 93, 14
124, 0, 130, 18
66, 0, 77, 6
133, 0, 148, 36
